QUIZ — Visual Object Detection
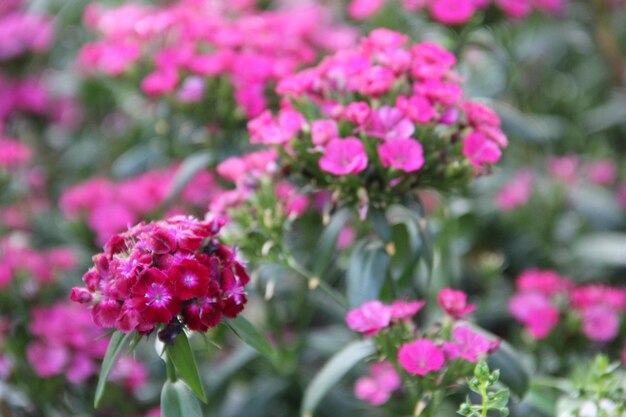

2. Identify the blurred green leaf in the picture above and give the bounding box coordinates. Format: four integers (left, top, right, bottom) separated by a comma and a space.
166, 332, 207, 403
346, 242, 390, 308
225, 315, 274, 359
573, 233, 626, 267
161, 380, 203, 417
487, 340, 530, 398
312, 209, 352, 276
301, 339, 376, 416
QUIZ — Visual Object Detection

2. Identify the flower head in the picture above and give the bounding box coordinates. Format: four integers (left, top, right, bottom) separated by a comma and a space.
346, 300, 392, 336
398, 339, 445, 376
71, 215, 250, 335
437, 288, 476, 319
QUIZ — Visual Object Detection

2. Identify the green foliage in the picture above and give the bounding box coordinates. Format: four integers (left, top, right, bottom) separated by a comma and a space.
458, 362, 510, 417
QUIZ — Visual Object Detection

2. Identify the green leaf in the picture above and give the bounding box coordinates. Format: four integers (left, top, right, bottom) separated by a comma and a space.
225, 316, 274, 359
573, 233, 626, 267
487, 340, 530, 399
346, 242, 390, 308
162, 151, 213, 209
368, 208, 391, 241
95, 331, 135, 408
166, 332, 207, 403
161, 380, 203, 417
312, 209, 352, 276
301, 339, 376, 415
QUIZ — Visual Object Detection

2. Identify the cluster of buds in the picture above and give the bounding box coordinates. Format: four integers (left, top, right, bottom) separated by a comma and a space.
347, 288, 499, 407
71, 215, 250, 335
249, 29, 507, 212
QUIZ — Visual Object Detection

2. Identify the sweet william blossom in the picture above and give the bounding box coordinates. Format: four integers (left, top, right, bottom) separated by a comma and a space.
346, 300, 392, 336
398, 339, 445, 376
354, 361, 400, 406
463, 131, 502, 169
319, 138, 368, 176
430, 0, 475, 24
378, 138, 424, 173
437, 288, 476, 318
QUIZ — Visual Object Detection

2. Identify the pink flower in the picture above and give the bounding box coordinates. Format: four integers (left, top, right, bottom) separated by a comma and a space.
346, 300, 392, 336
509, 292, 559, 339
443, 326, 494, 362
398, 339, 445, 376
344, 102, 371, 125
354, 361, 400, 406
390, 300, 425, 320
311, 119, 339, 146
430, 0, 476, 24
495, 170, 533, 211
463, 131, 502, 168
437, 288, 476, 318
378, 138, 424, 173
396, 95, 436, 124
177, 76, 205, 103
337, 226, 357, 249
141, 68, 178, 96
496, 0, 533, 18
27, 343, 68, 378
348, 0, 386, 19
366, 106, 415, 141
515, 269, 572, 296
319, 137, 368, 176
580, 305, 620, 342
0, 138, 31, 167
548, 155, 579, 184
358, 66, 396, 97
410, 42, 456, 80
586, 159, 616, 186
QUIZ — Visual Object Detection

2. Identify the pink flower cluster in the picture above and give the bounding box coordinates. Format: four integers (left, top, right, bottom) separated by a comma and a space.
548, 155, 618, 187
509, 269, 626, 342
78, 0, 356, 117
25, 302, 147, 387
0, 236, 77, 291
212, 149, 309, 217
251, 29, 506, 205
60, 165, 221, 243
398, 324, 498, 376
346, 299, 426, 336
70, 215, 250, 334
0, 137, 31, 168
348, 0, 567, 24
354, 361, 401, 405
495, 170, 533, 211
346, 289, 498, 379
0, 7, 53, 61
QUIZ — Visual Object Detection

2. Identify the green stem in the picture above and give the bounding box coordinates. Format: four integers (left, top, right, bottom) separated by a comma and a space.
480, 382, 488, 417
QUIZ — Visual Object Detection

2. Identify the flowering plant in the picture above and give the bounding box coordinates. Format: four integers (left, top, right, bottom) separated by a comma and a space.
249, 29, 507, 213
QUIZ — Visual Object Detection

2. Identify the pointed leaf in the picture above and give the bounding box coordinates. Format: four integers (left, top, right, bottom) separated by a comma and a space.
301, 339, 376, 415
95, 331, 135, 408
312, 209, 352, 276
225, 316, 274, 359
161, 380, 203, 417
346, 242, 390, 308
166, 332, 207, 403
